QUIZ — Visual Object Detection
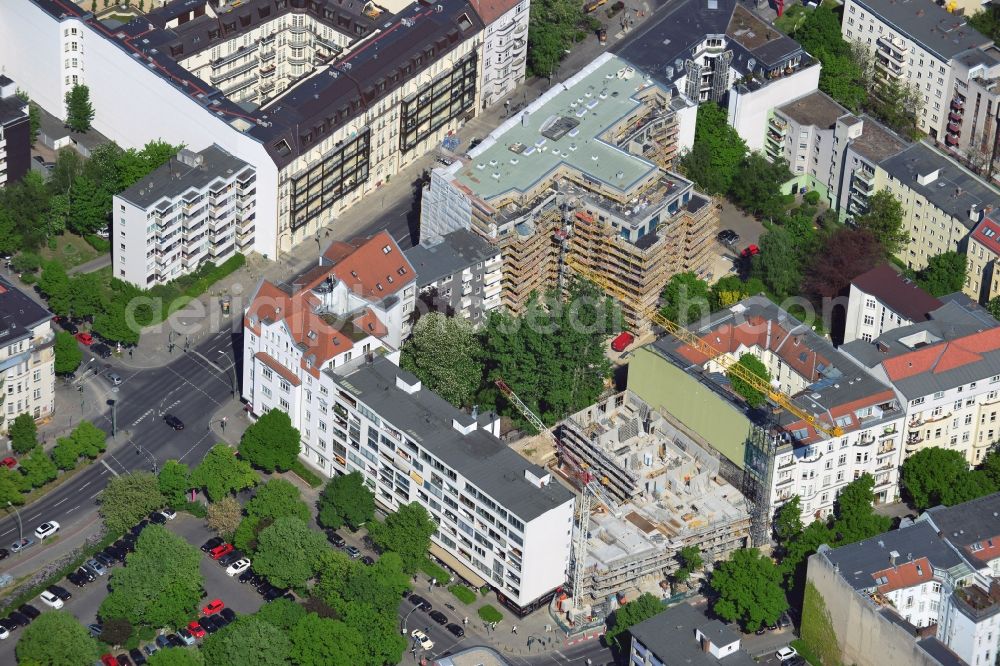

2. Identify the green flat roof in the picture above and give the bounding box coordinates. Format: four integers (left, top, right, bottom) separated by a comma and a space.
451, 53, 661, 202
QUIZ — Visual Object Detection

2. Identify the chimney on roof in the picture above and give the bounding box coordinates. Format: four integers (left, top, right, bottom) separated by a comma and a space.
890, 550, 900, 568
395, 374, 421, 394
971, 203, 982, 223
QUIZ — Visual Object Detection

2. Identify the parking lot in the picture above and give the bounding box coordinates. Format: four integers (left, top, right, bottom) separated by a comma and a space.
0, 513, 264, 662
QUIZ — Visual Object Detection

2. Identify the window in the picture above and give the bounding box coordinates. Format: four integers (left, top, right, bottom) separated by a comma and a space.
280, 380, 290, 393
279, 398, 289, 410
863, 315, 875, 326
262, 367, 273, 380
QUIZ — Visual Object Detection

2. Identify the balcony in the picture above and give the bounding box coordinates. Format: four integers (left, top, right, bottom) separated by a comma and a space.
877, 35, 908, 62
948, 123, 961, 136
949, 111, 963, 123
259, 48, 275, 62
952, 97, 965, 110
953, 583, 1000, 620
875, 57, 904, 79
945, 134, 959, 147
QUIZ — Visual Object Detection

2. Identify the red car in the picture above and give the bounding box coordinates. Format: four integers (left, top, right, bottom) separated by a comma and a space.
187, 620, 206, 638
100, 655, 119, 666
209, 543, 234, 560
611, 331, 634, 352
0, 457, 16, 469
202, 598, 225, 615
75, 332, 94, 346
740, 244, 761, 258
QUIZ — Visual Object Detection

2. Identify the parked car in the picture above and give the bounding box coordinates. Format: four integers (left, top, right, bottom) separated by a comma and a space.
115, 654, 133, 666
0, 622, 8, 641
166, 634, 183, 648
201, 536, 224, 552
75, 332, 94, 346
610, 331, 634, 352
238, 569, 259, 585
47, 585, 72, 601
141, 644, 157, 657
107, 372, 123, 386
226, 558, 251, 576
67, 571, 88, 587
410, 629, 434, 651
361, 555, 375, 566
0, 458, 16, 469
83, 559, 107, 577
186, 621, 206, 639
94, 551, 116, 568
106, 545, 128, 563
177, 628, 196, 646
202, 599, 225, 615
716, 229, 740, 246
128, 648, 146, 665
429, 610, 448, 625
0, 548, 9, 560
263, 586, 287, 602
209, 543, 234, 560
155, 635, 171, 649
220, 608, 236, 624
18, 604, 40, 621
59, 320, 79, 335
163, 414, 184, 430
114, 539, 134, 554
130, 520, 149, 537
100, 654, 119, 666
327, 531, 345, 548
159, 508, 177, 520
776, 646, 799, 662
92, 343, 113, 359
7, 612, 29, 629
148, 511, 167, 525
198, 616, 219, 634
446, 623, 465, 638
218, 549, 244, 567
409, 595, 431, 612
39, 590, 64, 609
77, 566, 96, 582
10, 537, 35, 553
740, 244, 761, 258
345, 545, 361, 559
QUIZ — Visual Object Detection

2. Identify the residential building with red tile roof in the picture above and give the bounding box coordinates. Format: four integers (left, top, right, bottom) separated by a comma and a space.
841, 298, 1000, 466
807, 492, 1000, 666
649, 296, 905, 524
844, 264, 942, 345
966, 213, 1000, 306
241, 233, 416, 475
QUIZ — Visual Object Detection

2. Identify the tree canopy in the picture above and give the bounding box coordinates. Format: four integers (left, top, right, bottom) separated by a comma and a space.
201, 615, 291, 666
727, 353, 770, 408
367, 502, 437, 573
803, 228, 884, 300
729, 153, 792, 220
100, 525, 204, 629
855, 190, 907, 256
289, 613, 365, 666
147, 648, 206, 666
604, 592, 663, 648
234, 479, 312, 550
317, 471, 375, 531
15, 610, 99, 666
831, 473, 892, 543
98, 472, 166, 536
401, 313, 483, 407
191, 444, 259, 501
9, 413, 38, 455
751, 227, 802, 299
900, 447, 984, 510
239, 408, 301, 473
660, 272, 711, 325
54, 330, 83, 374
65, 84, 95, 133
527, 0, 586, 77
917, 252, 967, 297
680, 102, 748, 194
158, 460, 192, 507
207, 496, 243, 540
710, 548, 788, 631
252, 517, 328, 588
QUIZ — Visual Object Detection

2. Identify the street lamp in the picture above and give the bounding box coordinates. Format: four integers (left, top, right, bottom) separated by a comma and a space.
401, 606, 420, 635
218, 350, 239, 401
7, 501, 22, 545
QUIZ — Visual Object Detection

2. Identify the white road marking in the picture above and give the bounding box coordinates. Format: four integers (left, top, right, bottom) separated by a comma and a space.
67, 505, 80, 513
54, 498, 68, 506
0, 529, 11, 537
90, 491, 101, 499
80, 481, 90, 489
28, 513, 41, 520
554, 651, 569, 662
177, 429, 218, 464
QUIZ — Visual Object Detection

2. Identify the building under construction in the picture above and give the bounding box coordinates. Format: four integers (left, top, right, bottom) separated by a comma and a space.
557, 391, 751, 603
418, 52, 716, 329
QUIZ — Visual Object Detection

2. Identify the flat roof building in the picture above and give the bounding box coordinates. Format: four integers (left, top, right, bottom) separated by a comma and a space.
629, 602, 757, 666
0, 276, 55, 438
0, 76, 31, 188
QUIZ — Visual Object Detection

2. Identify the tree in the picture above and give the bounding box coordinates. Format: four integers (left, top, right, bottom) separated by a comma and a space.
99, 617, 133, 646
604, 592, 663, 648
233, 478, 311, 551
774, 495, 803, 544
239, 409, 301, 473
0, 467, 26, 506
147, 649, 206, 666
710, 275, 765, 311
98, 472, 166, 536
830, 473, 891, 543
367, 502, 437, 573
917, 252, 967, 297
92, 299, 140, 346
660, 272, 711, 325
290, 614, 365, 666
51, 436, 81, 471
20, 445, 58, 488
317, 471, 375, 531
526, 0, 585, 77
855, 190, 907, 256
988, 296, 1000, 322
680, 103, 748, 194
803, 228, 885, 299
252, 517, 328, 588
674, 545, 703, 584
67, 174, 109, 235
15, 610, 99, 665
254, 597, 306, 632
751, 227, 801, 298
729, 153, 792, 220
400, 313, 483, 407
54, 330, 83, 375
100, 525, 203, 629
9, 413, 38, 455
191, 444, 259, 501
726, 353, 770, 408
793, 7, 866, 111
900, 447, 971, 510
339, 603, 406, 666
16, 91, 40, 145
201, 615, 291, 666
70, 420, 107, 459
157, 460, 192, 507
207, 496, 243, 539
64, 84, 95, 133
41, 262, 74, 317
710, 548, 788, 631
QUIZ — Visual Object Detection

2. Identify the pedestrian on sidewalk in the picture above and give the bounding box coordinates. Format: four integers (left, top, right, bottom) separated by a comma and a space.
512, 625, 517, 634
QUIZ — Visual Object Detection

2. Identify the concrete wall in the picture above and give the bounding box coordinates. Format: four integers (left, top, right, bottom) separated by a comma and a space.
627, 345, 751, 469
803, 551, 943, 666
727, 63, 821, 152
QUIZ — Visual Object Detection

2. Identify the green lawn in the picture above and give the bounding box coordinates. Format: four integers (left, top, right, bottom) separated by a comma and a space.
40, 233, 102, 270
774, 5, 809, 34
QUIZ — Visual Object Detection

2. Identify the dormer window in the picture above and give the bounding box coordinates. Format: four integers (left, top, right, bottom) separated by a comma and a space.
387, 276, 394, 283
382, 244, 392, 254
351, 270, 358, 278
376, 283, 383, 291
307, 330, 317, 340
972, 542, 984, 552
397, 267, 407, 275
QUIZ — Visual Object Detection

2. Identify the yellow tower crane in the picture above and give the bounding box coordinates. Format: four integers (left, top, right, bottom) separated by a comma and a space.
563, 256, 844, 439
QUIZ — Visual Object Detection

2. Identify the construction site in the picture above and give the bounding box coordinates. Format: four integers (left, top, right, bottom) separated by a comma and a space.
555, 391, 751, 607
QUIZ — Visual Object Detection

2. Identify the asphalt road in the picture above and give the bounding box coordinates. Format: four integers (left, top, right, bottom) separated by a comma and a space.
0, 329, 239, 572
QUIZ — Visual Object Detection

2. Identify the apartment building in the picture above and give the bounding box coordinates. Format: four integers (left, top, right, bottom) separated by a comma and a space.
0, 76, 30, 188
805, 493, 1000, 666
318, 355, 574, 615
841, 0, 990, 141
646, 296, 906, 531
763, 89, 909, 217
844, 264, 943, 344
618, 0, 820, 152
475, 0, 530, 109
0, 0, 524, 259
874, 143, 1000, 270
419, 53, 714, 331
842, 297, 1000, 466
629, 603, 756, 666
558, 391, 750, 602
241, 231, 416, 433
966, 211, 1000, 304
113, 145, 256, 287
403, 228, 502, 324
0, 276, 55, 438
